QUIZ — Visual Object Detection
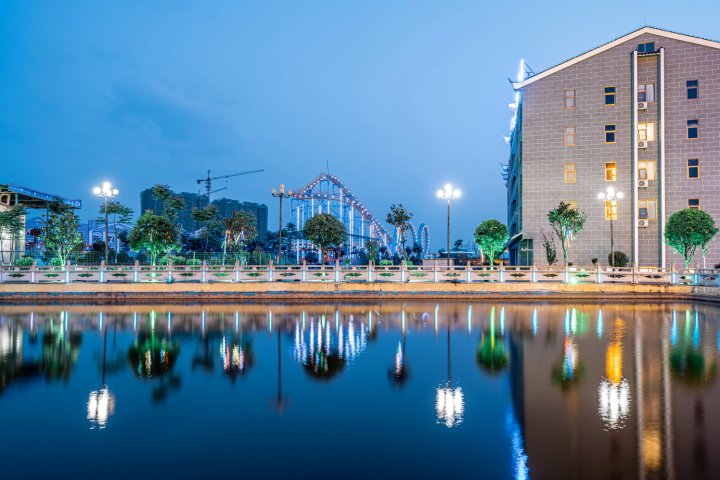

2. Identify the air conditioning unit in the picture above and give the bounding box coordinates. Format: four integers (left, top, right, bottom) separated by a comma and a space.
638, 102, 648, 110
638, 179, 649, 188
638, 219, 649, 228
638, 140, 648, 149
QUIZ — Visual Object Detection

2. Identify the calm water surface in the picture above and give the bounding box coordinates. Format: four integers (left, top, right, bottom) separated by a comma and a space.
1, 301, 719, 479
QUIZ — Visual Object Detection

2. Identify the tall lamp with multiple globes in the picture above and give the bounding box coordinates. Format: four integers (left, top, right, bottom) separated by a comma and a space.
597, 187, 623, 267
436, 184, 461, 266
93, 182, 119, 265
270, 184, 293, 264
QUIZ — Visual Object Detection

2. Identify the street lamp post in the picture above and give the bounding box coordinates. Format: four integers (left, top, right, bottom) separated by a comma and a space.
597, 187, 623, 267
436, 184, 461, 266
93, 182, 119, 265
271, 184, 293, 264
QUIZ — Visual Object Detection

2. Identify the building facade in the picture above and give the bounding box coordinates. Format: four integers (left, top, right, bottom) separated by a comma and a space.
506, 27, 720, 267
211, 197, 268, 239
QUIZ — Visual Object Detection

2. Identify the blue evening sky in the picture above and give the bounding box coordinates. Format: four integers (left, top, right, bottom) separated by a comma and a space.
1, 0, 718, 244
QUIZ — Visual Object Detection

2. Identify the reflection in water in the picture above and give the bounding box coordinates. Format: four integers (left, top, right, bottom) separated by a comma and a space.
1, 302, 720, 479
598, 318, 631, 430
436, 314, 463, 428
292, 313, 368, 380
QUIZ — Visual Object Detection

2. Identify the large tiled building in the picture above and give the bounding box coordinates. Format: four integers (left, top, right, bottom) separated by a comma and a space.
505, 27, 720, 267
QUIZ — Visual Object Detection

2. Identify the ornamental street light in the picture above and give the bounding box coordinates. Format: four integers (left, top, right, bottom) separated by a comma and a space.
436, 184, 461, 266
271, 184, 293, 264
597, 187, 623, 267
93, 182, 119, 265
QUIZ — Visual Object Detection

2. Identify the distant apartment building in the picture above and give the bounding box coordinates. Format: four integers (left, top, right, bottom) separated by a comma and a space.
139, 188, 268, 237
505, 27, 720, 267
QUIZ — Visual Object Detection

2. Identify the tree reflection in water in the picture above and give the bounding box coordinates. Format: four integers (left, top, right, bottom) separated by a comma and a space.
671, 310, 718, 387
476, 308, 508, 373
128, 329, 181, 401
220, 334, 253, 383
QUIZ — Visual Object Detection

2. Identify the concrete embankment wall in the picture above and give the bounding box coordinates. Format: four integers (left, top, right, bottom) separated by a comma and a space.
2, 282, 720, 304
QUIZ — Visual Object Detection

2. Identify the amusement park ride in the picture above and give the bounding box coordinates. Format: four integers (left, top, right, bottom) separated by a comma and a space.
288, 174, 430, 262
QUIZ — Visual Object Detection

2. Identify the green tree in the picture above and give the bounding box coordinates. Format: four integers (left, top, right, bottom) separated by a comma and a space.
128, 212, 178, 265
96, 200, 134, 254
365, 240, 379, 265
474, 220, 509, 266
664, 208, 718, 268
45, 203, 83, 266
304, 213, 346, 264
386, 204, 413, 261
224, 210, 257, 261
542, 233, 558, 266
151, 184, 185, 225
0, 205, 26, 264
548, 202, 587, 264
453, 239, 464, 251
192, 204, 223, 251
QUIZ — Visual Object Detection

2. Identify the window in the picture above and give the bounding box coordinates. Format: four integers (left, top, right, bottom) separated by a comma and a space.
638, 83, 655, 102
688, 159, 700, 178
638, 122, 656, 142
604, 86, 616, 105
605, 162, 617, 181
564, 164, 576, 183
566, 200, 577, 210
638, 200, 657, 220
605, 124, 616, 144
564, 126, 576, 146
638, 42, 655, 54
638, 160, 656, 181
688, 119, 699, 139
605, 200, 617, 220
687, 80, 699, 99
564, 89, 576, 109
688, 198, 700, 210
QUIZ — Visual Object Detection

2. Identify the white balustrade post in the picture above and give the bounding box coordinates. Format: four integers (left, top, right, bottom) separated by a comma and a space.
99, 260, 106, 283
201, 260, 207, 283
531, 264, 537, 283
563, 264, 568, 283
269, 260, 274, 282
167, 259, 173, 283
400, 261, 406, 283
466, 260, 471, 283
434, 260, 438, 283
66, 260, 71, 283
596, 262, 602, 284
302, 259, 307, 282
499, 262, 505, 283
335, 259, 340, 283
134, 260, 139, 283
31, 260, 37, 283
235, 260, 240, 282
368, 261, 374, 283
632, 262, 637, 284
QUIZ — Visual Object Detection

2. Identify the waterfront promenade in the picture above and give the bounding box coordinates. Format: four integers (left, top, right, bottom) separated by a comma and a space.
2, 261, 719, 302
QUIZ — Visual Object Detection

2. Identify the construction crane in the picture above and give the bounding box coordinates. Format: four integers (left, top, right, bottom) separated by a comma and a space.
196, 169, 264, 201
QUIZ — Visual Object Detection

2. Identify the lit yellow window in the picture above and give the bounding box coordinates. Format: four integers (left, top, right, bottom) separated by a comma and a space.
638, 200, 657, 220
638, 161, 656, 181
638, 122, 656, 142
605, 162, 617, 181
564, 164, 576, 183
564, 89, 576, 109
605, 200, 618, 220
564, 126, 576, 146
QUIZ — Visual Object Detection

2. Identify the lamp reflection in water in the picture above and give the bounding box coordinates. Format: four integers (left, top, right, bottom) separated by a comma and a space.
87, 322, 115, 429
436, 314, 463, 428
598, 318, 631, 430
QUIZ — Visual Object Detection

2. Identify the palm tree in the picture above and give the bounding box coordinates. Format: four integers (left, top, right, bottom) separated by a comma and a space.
386, 204, 413, 261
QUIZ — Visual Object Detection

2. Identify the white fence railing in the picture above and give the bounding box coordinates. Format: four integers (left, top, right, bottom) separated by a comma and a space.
1, 261, 719, 287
